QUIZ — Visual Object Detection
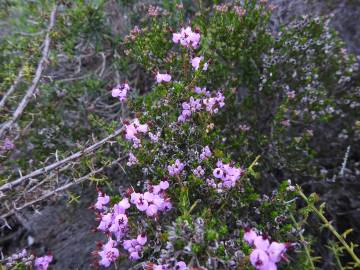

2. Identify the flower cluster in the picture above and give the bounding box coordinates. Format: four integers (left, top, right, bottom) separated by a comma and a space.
96, 196, 130, 241
130, 180, 172, 217
203, 91, 225, 114
111, 83, 130, 102
172, 26, 200, 49
177, 92, 225, 122
234, 6, 246, 17
94, 183, 172, 267
95, 191, 110, 210
207, 160, 244, 191
244, 229, 289, 270
199, 146, 212, 161
127, 152, 139, 166
191, 56, 208, 71
149, 131, 160, 143
3, 249, 53, 270
123, 234, 147, 260
194, 86, 207, 95
1, 138, 15, 152
94, 196, 130, 266
156, 72, 172, 83
148, 261, 187, 270
124, 118, 149, 147
178, 97, 202, 122
167, 159, 185, 176
98, 238, 120, 267
193, 165, 205, 178
34, 255, 53, 270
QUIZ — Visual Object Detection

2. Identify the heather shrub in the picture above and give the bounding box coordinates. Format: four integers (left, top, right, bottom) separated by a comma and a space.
1, 1, 360, 270
89, 1, 359, 269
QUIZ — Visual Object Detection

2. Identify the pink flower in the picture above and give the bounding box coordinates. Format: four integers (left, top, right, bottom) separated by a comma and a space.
146, 204, 158, 217
174, 261, 187, 270
130, 192, 141, 204
137, 234, 147, 245
172, 32, 182, 43
95, 192, 110, 210
243, 228, 258, 245
159, 200, 172, 211
262, 262, 277, 270
250, 249, 269, 270
124, 119, 148, 147
133, 118, 149, 133
34, 255, 53, 270
254, 235, 270, 250
144, 191, 154, 202
191, 56, 202, 70
200, 146, 211, 160
193, 166, 205, 177
191, 56, 208, 71
210, 161, 244, 191
268, 242, 287, 263
234, 6, 246, 17
203, 91, 225, 113
129, 251, 140, 260
280, 119, 290, 127
172, 27, 200, 49
177, 97, 203, 122
118, 198, 131, 210
123, 240, 132, 250
194, 86, 207, 95
149, 131, 160, 142
287, 91, 296, 99
111, 83, 130, 102
98, 239, 119, 268
109, 214, 128, 231
127, 152, 139, 166
239, 124, 250, 131
148, 5, 161, 16
168, 159, 185, 176
213, 168, 224, 179
159, 180, 169, 190
123, 236, 147, 260
134, 194, 149, 211
156, 73, 172, 83
2, 138, 15, 151
97, 213, 113, 232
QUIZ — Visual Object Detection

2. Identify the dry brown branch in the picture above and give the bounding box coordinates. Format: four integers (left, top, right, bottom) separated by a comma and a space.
0, 126, 124, 192
0, 67, 24, 111
0, 5, 58, 138
1, 156, 125, 219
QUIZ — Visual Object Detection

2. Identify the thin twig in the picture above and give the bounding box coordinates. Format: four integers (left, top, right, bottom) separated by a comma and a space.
0, 126, 124, 192
0, 5, 58, 138
1, 157, 125, 219
0, 67, 24, 111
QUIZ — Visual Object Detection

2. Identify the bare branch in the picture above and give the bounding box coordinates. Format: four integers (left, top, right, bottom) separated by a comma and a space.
0, 126, 124, 192
0, 67, 24, 111
0, 5, 58, 138
1, 156, 126, 219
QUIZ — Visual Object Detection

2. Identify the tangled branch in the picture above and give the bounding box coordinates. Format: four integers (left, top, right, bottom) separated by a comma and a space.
0, 4, 58, 139
1, 156, 126, 219
0, 126, 124, 193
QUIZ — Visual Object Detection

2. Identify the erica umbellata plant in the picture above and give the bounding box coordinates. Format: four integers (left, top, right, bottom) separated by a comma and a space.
2, 1, 360, 270
90, 20, 299, 269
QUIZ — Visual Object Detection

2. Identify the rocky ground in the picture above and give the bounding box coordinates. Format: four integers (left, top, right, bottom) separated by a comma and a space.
2, 1, 360, 269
